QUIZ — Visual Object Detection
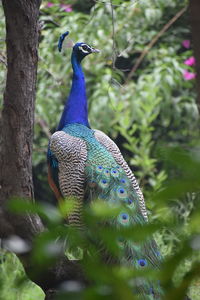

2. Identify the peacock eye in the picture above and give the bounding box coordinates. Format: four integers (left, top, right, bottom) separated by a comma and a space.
82, 45, 88, 51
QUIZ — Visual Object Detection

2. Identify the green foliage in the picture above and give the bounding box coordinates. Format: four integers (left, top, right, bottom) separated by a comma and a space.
6, 148, 200, 299
35, 0, 198, 201
0, 250, 44, 300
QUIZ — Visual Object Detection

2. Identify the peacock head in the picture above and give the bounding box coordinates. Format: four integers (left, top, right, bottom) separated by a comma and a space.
58, 31, 100, 62
72, 42, 100, 62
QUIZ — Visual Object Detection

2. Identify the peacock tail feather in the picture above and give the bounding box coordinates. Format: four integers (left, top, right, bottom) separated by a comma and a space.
49, 123, 163, 298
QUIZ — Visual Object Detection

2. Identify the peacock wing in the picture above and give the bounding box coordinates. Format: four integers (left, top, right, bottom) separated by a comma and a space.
49, 130, 87, 226
47, 143, 66, 207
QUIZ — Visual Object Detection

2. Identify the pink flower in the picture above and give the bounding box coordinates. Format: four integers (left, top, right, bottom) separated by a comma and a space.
183, 70, 196, 80
46, 2, 54, 7
184, 56, 196, 66
60, 4, 72, 12
182, 40, 190, 49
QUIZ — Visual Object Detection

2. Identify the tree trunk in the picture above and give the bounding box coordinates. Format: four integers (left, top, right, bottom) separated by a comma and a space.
189, 0, 200, 112
0, 0, 42, 239
0, 1, 86, 298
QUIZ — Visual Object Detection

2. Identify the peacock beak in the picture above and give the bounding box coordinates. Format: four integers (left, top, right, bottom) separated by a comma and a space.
91, 48, 100, 53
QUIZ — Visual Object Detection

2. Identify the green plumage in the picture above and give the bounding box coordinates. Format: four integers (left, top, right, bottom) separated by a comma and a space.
60, 123, 162, 299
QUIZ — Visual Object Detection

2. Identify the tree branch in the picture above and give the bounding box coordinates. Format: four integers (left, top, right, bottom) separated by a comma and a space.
0, 51, 7, 67
124, 6, 187, 84
36, 117, 52, 138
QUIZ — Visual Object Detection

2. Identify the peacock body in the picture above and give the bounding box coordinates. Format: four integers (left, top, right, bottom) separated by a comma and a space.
47, 32, 162, 299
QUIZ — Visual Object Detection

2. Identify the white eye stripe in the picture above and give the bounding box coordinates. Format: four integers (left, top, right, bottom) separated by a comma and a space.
81, 48, 89, 53
79, 44, 92, 53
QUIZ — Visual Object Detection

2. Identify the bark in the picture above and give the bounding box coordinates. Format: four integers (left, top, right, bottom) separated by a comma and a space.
189, 0, 200, 112
0, 1, 86, 299
0, 0, 42, 239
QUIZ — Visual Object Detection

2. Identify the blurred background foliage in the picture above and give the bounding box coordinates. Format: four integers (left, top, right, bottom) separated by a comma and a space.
0, 0, 200, 299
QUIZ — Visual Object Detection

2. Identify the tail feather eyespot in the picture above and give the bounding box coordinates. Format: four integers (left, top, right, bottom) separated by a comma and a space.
118, 212, 130, 224
117, 187, 128, 198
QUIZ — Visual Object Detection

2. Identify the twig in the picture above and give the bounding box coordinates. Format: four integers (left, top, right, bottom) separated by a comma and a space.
36, 118, 51, 139
39, 10, 60, 27
124, 6, 187, 84
93, 0, 139, 8
110, 0, 118, 69
39, 56, 62, 84
84, 3, 97, 25
0, 52, 7, 67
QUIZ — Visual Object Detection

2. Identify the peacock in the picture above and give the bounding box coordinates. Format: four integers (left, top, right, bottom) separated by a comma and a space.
47, 31, 163, 299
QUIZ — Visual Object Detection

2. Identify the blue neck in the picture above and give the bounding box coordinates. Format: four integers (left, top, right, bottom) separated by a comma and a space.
57, 52, 90, 130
